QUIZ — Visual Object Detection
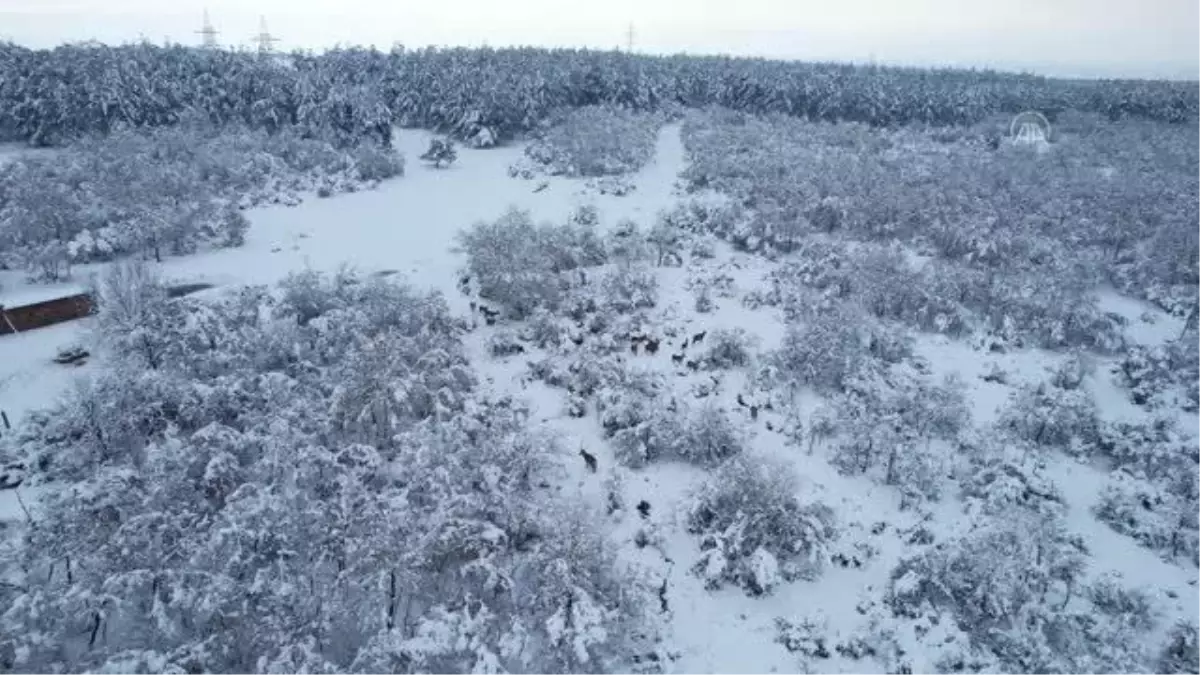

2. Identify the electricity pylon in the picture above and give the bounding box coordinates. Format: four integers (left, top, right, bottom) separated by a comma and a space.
254, 16, 279, 55
196, 9, 219, 49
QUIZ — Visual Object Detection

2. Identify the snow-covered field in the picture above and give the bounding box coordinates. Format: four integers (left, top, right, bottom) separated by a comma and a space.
0, 122, 1196, 673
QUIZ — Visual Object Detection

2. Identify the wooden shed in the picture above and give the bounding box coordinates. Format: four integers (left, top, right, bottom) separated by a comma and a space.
0, 292, 93, 335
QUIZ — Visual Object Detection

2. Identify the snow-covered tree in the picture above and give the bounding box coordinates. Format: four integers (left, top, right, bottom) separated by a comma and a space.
687, 455, 837, 594
419, 137, 457, 168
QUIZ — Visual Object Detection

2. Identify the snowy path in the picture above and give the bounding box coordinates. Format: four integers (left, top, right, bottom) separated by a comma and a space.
162, 123, 686, 310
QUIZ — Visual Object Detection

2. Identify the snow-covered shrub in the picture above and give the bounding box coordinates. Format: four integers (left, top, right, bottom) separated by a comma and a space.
216, 205, 250, 247
646, 218, 685, 266
773, 302, 872, 395
521, 308, 565, 349
675, 404, 745, 466
887, 514, 1097, 671
610, 408, 686, 469
605, 218, 651, 264
351, 142, 405, 180
276, 267, 359, 326
690, 241, 717, 266
687, 455, 837, 595
1093, 470, 1199, 564
91, 258, 183, 370
524, 105, 659, 177
590, 175, 635, 196
1159, 621, 1200, 674
601, 378, 743, 468
1086, 574, 1157, 633
959, 457, 1066, 517
774, 614, 832, 660
600, 263, 658, 313
488, 329, 527, 357
596, 367, 666, 438
419, 137, 457, 168
1118, 338, 1199, 410
457, 208, 558, 319
1096, 417, 1198, 483
457, 206, 610, 320
998, 381, 1100, 454
1118, 343, 1172, 406
658, 199, 749, 244
699, 327, 756, 369
822, 369, 968, 499
594, 368, 680, 467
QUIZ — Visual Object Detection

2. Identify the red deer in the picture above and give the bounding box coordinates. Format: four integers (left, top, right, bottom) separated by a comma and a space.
579, 447, 598, 473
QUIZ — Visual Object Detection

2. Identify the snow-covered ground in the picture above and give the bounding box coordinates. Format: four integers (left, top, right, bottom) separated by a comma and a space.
0, 124, 1196, 672
0, 126, 682, 416
0, 142, 59, 167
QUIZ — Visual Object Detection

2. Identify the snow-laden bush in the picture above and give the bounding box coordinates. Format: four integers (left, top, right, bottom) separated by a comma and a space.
1160, 622, 1200, 674
1093, 470, 1199, 564
675, 404, 746, 466
90, 258, 184, 370
819, 369, 968, 500
682, 108, 1196, 320
885, 514, 1136, 672
694, 286, 715, 314
524, 105, 660, 177
521, 308, 566, 349
998, 381, 1100, 453
687, 455, 837, 595
596, 367, 743, 468
609, 407, 687, 469
959, 457, 1066, 518
699, 328, 757, 369
597, 367, 665, 439
646, 217, 685, 267
456, 207, 608, 319
488, 329, 527, 357
1118, 338, 1199, 410
1096, 417, 1198, 483
418, 137, 457, 168
773, 302, 873, 395
1086, 574, 1157, 633
600, 263, 658, 313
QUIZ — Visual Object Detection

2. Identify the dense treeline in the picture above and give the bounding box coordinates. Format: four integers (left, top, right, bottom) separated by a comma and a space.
0, 118, 403, 279
0, 42, 1196, 148
677, 109, 1200, 318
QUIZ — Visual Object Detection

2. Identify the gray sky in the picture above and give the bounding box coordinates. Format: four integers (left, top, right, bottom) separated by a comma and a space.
2, 0, 1197, 80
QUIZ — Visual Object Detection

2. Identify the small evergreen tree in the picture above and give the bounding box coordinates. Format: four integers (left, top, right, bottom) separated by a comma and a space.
420, 137, 458, 168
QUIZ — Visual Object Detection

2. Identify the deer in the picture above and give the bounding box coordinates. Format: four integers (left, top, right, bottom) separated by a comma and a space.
579, 447, 598, 473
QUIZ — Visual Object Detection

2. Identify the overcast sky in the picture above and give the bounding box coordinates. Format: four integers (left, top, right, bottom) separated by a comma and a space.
1, 0, 1197, 80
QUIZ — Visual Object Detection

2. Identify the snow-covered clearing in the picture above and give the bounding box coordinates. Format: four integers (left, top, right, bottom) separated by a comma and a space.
1, 122, 1196, 672
0, 126, 682, 414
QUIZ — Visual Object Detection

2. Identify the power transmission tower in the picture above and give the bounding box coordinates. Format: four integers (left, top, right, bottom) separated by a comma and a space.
196, 9, 219, 49
254, 16, 279, 55
626, 22, 635, 53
